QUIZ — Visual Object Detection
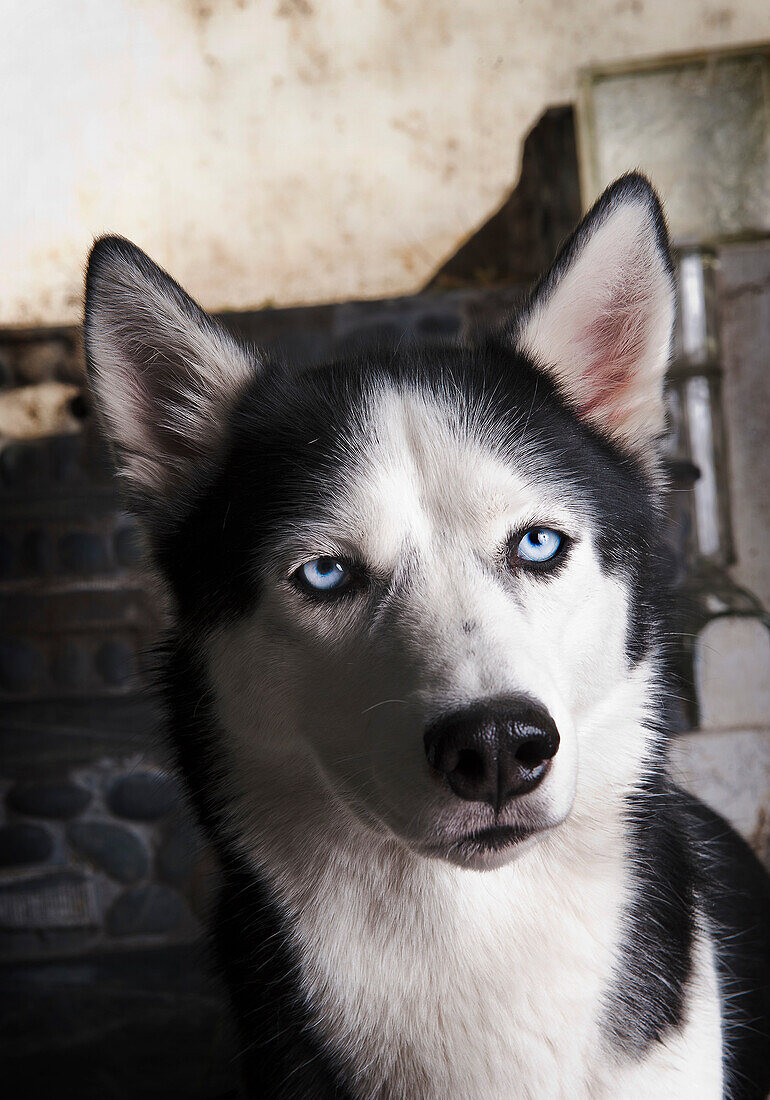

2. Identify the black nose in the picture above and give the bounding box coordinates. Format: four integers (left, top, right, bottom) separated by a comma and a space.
424, 696, 560, 810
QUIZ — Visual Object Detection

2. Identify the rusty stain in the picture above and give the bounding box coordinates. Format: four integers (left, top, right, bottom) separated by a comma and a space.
274, 0, 332, 85
296, 48, 331, 84
398, 248, 418, 274
705, 7, 735, 28
179, 0, 250, 27
391, 113, 460, 182
391, 110, 428, 142
276, 0, 314, 17
187, 0, 213, 23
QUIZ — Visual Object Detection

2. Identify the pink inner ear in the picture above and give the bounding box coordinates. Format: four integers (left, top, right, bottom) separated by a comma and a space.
576, 280, 652, 427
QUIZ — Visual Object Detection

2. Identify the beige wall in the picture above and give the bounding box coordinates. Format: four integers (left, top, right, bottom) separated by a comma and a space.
4, 0, 769, 327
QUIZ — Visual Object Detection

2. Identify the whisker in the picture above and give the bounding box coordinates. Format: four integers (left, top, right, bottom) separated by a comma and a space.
361, 698, 414, 715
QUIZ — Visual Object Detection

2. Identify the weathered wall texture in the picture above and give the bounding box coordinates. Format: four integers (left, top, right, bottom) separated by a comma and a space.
3, 0, 769, 326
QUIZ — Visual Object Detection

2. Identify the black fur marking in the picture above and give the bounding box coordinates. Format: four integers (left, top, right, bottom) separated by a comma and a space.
605, 776, 698, 1051
686, 794, 770, 1100
606, 775, 770, 1098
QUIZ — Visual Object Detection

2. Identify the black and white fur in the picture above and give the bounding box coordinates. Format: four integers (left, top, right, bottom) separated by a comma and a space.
84, 175, 770, 1099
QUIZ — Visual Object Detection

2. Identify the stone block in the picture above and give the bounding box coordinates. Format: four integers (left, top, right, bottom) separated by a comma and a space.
0, 823, 53, 867
108, 773, 180, 822
7, 781, 91, 819
0, 869, 98, 930
68, 821, 149, 884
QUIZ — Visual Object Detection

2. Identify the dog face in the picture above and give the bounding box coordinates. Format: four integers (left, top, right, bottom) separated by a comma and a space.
85, 174, 675, 869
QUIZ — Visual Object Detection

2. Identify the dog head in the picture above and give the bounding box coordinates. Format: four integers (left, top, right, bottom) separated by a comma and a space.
85, 174, 675, 869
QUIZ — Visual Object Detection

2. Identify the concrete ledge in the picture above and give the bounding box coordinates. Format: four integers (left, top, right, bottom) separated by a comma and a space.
670, 727, 770, 867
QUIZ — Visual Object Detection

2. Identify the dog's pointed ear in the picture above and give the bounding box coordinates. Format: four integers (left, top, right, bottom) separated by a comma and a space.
514, 174, 675, 461
84, 236, 256, 510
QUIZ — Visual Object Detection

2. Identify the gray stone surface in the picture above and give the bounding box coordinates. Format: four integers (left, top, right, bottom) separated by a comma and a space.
7, 780, 91, 819
0, 869, 98, 930
0, 638, 43, 692
674, 240, 770, 865
49, 641, 91, 689
108, 773, 180, 822
106, 885, 186, 937
68, 821, 149, 884
0, 946, 239, 1098
695, 618, 770, 730
0, 823, 53, 867
21, 529, 55, 574
58, 531, 108, 574
93, 639, 135, 686
670, 728, 770, 867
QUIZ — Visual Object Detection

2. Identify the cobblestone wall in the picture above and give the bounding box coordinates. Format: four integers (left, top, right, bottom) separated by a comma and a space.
0, 762, 207, 957
0, 427, 215, 963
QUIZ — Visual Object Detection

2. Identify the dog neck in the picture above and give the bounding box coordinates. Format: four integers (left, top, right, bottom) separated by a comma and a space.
221, 745, 633, 1100
203, 633, 656, 1097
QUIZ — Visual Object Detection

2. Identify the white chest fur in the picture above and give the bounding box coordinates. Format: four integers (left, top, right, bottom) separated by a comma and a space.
262, 822, 631, 1100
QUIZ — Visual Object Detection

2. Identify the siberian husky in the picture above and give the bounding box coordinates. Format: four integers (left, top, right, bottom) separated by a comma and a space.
84, 174, 770, 1099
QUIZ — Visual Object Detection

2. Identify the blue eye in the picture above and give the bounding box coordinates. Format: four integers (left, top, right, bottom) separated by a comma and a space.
515, 527, 564, 564
297, 556, 350, 593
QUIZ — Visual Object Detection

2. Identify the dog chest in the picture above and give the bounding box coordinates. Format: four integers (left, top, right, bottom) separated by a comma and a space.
282, 840, 625, 1099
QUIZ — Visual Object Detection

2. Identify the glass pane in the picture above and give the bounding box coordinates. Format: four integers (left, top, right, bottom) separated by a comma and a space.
581, 51, 770, 243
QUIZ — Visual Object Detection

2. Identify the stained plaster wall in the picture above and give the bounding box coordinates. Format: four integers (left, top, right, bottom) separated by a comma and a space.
3, 0, 769, 327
